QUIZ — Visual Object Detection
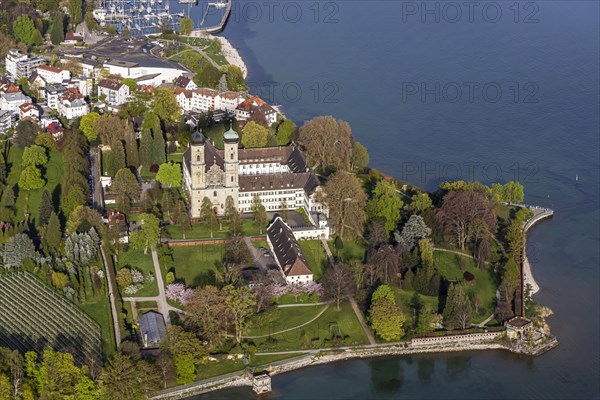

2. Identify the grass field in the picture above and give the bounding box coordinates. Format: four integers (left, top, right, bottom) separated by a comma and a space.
434, 250, 498, 322
273, 293, 321, 305
394, 288, 440, 315
79, 298, 116, 357
298, 240, 329, 280
248, 303, 369, 352
6, 146, 63, 223
165, 219, 263, 240
329, 239, 367, 263
116, 249, 158, 297
197, 353, 303, 380
167, 244, 224, 287
245, 305, 327, 337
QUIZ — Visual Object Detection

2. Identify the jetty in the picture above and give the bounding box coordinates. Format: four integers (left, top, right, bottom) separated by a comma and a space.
193, 0, 231, 34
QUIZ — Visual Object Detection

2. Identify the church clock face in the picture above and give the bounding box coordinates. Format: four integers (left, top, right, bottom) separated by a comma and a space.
206, 164, 224, 187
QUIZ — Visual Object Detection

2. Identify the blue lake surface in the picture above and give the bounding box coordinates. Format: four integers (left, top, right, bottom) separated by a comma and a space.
190, 1, 599, 398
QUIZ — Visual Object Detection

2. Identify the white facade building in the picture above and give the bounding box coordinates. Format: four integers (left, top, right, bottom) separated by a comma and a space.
58, 89, 89, 119
103, 59, 186, 87
267, 216, 314, 285
0, 110, 13, 134
98, 79, 130, 106
37, 65, 70, 84
0, 91, 31, 116
5, 49, 45, 80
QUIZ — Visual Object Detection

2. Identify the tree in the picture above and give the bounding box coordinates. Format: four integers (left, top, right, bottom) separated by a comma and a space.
18, 166, 45, 190
297, 116, 353, 172
225, 65, 246, 91
276, 119, 296, 146
369, 287, 405, 341
116, 268, 133, 287
35, 133, 57, 150
130, 213, 160, 255
224, 285, 256, 343
418, 239, 433, 268
38, 190, 54, 226
14, 119, 39, 147
416, 305, 436, 334
502, 258, 521, 297
93, 114, 130, 146
113, 168, 140, 211
22, 145, 48, 167
394, 214, 431, 250
352, 141, 369, 170
224, 196, 241, 234
179, 16, 193, 35
322, 263, 355, 310
251, 195, 267, 234
50, 13, 64, 45
68, 0, 83, 25
151, 130, 166, 166
99, 353, 158, 400
317, 171, 367, 240
184, 286, 229, 344
365, 218, 387, 250
121, 78, 138, 92
436, 191, 497, 250
503, 181, 525, 203
79, 112, 100, 142
110, 141, 126, 175
366, 180, 403, 234
200, 197, 218, 238
442, 284, 472, 330
368, 244, 400, 284
13, 16, 42, 46
156, 162, 182, 187
61, 184, 86, 217
44, 212, 62, 253
506, 220, 525, 264
153, 88, 181, 124
241, 121, 270, 148
408, 192, 433, 214
139, 129, 153, 168
2, 233, 37, 269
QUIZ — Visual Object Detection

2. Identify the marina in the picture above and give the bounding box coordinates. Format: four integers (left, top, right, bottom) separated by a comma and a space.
92, 0, 231, 36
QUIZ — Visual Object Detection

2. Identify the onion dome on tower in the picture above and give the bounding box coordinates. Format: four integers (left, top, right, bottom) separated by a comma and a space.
223, 124, 239, 144
190, 128, 206, 145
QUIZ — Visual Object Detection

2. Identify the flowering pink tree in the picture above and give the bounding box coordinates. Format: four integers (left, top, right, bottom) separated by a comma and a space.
166, 282, 193, 305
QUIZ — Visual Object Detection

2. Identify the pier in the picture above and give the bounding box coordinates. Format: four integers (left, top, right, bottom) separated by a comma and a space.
193, 0, 231, 34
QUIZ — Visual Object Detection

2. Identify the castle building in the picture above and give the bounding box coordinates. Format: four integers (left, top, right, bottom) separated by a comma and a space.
182, 127, 327, 219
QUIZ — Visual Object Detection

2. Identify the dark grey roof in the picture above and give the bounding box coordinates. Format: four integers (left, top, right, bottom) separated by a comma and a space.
267, 217, 312, 276
239, 172, 319, 194
134, 73, 161, 82
139, 311, 166, 347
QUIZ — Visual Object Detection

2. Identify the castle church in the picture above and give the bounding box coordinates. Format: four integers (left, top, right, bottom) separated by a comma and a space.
182, 127, 327, 220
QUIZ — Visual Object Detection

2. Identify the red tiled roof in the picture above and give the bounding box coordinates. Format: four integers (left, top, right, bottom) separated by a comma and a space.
38, 64, 65, 74
46, 121, 64, 134
62, 87, 84, 101
65, 32, 84, 41
19, 103, 38, 112
98, 79, 123, 90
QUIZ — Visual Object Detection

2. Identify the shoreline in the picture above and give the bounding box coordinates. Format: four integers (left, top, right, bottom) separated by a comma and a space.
150, 334, 558, 399
212, 34, 248, 79
521, 205, 555, 295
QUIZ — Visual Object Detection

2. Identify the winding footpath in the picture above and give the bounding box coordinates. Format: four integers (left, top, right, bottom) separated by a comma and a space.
242, 305, 330, 339
518, 204, 554, 294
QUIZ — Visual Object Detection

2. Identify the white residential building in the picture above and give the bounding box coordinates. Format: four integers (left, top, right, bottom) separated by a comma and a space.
0, 91, 31, 116
58, 88, 89, 119
0, 110, 13, 134
174, 76, 197, 91
98, 79, 130, 106
44, 84, 66, 110
191, 88, 218, 112
235, 96, 278, 126
174, 89, 193, 112
5, 49, 45, 80
215, 91, 244, 113
19, 103, 41, 120
37, 65, 70, 84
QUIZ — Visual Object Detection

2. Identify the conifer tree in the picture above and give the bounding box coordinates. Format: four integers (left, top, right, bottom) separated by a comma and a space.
38, 190, 54, 226
45, 212, 62, 253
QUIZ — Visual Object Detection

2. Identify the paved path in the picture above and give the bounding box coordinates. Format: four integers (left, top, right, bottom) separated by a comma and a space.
152, 247, 172, 324
243, 305, 330, 339
243, 236, 269, 272
320, 239, 377, 345
433, 247, 475, 259
278, 302, 327, 308
519, 205, 554, 294
122, 296, 183, 314
99, 245, 121, 347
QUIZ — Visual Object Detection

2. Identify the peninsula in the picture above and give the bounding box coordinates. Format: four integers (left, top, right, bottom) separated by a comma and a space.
0, 4, 557, 399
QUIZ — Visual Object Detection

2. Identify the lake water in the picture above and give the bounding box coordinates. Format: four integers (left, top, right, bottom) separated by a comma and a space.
186, 1, 599, 398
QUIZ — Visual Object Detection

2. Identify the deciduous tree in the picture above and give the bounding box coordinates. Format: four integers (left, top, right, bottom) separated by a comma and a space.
224, 285, 256, 343
322, 263, 355, 310
241, 121, 269, 148
297, 116, 353, 172
366, 180, 403, 234
351, 141, 369, 170
276, 119, 296, 146
156, 162, 182, 187
18, 166, 45, 190
251, 195, 267, 233
153, 88, 181, 124
79, 112, 100, 142
113, 168, 140, 211
317, 171, 367, 240
130, 213, 160, 255
369, 285, 405, 341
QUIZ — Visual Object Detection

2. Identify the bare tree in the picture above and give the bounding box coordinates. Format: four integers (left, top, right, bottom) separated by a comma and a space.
322, 263, 355, 310
297, 116, 354, 172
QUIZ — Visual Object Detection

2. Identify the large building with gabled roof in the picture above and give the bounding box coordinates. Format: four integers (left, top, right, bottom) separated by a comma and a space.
182, 127, 327, 220
267, 216, 314, 284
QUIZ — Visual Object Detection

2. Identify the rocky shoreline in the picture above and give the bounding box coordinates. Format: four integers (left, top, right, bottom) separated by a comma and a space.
212, 35, 248, 79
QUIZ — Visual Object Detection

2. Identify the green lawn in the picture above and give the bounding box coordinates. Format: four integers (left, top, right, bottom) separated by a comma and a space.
298, 240, 329, 280
273, 293, 321, 305
167, 152, 184, 163
165, 219, 263, 240
394, 288, 440, 315
495, 204, 519, 223
433, 250, 498, 322
7, 146, 64, 223
79, 298, 116, 357
168, 244, 224, 287
116, 249, 158, 297
196, 353, 303, 381
249, 303, 369, 352
245, 305, 327, 337
329, 239, 366, 263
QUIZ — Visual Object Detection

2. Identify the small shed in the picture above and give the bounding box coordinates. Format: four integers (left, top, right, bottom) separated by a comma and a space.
139, 311, 166, 348
506, 317, 533, 341
252, 371, 271, 394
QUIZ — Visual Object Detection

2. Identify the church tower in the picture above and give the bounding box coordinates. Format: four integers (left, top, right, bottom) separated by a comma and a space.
190, 129, 206, 190
223, 126, 239, 188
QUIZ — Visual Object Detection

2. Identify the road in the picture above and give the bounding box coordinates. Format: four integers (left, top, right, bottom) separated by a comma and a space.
89, 149, 102, 210
151, 246, 172, 324
99, 245, 122, 347
243, 236, 272, 271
